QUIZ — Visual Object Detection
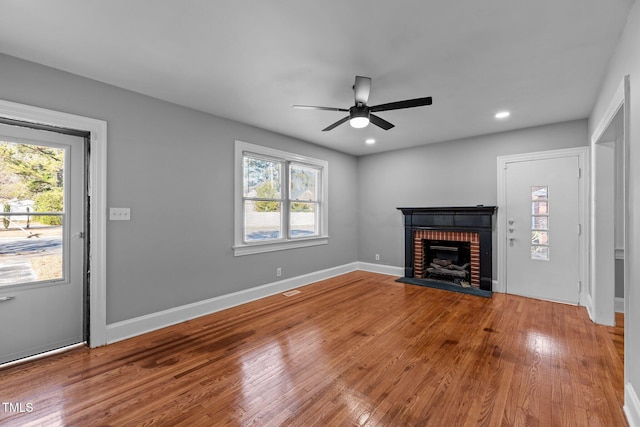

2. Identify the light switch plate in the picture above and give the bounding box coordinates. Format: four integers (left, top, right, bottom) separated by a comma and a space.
109, 207, 131, 221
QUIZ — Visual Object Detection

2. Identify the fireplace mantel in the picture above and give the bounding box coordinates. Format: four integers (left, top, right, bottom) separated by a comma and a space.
397, 206, 497, 229
397, 206, 497, 293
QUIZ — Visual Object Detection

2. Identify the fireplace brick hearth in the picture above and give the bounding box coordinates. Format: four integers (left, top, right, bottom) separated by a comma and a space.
397, 206, 497, 293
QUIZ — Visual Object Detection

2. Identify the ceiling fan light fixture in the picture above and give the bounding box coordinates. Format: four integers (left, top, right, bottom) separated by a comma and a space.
350, 116, 369, 128
349, 106, 370, 128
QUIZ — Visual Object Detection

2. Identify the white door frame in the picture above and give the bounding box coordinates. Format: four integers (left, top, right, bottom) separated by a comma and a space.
589, 76, 629, 329
496, 147, 589, 304
0, 99, 107, 347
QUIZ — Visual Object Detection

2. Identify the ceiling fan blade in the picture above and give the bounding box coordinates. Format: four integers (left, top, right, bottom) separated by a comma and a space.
322, 116, 350, 131
369, 114, 395, 130
354, 76, 371, 105
369, 96, 433, 112
293, 105, 349, 112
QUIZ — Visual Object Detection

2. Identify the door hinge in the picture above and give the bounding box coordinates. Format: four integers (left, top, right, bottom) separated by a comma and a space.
578, 281, 582, 293
577, 224, 582, 235
578, 167, 582, 178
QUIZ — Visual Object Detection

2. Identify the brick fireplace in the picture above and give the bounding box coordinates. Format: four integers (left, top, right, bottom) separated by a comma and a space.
414, 230, 480, 286
397, 206, 496, 294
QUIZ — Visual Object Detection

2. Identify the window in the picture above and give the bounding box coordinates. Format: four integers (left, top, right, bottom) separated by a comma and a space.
234, 141, 328, 256
530, 186, 549, 260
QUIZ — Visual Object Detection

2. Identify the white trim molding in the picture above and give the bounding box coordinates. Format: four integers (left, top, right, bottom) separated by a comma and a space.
357, 262, 403, 277
626, 382, 640, 427
0, 99, 108, 347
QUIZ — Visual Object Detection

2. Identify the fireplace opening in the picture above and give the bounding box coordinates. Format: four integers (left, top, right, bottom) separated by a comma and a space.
423, 239, 472, 287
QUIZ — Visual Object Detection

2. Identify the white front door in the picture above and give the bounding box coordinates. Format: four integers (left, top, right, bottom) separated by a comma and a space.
0, 123, 85, 364
504, 154, 582, 304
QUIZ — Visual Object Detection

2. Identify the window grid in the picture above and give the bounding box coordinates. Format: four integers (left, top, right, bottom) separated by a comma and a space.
242, 153, 322, 244
531, 186, 549, 260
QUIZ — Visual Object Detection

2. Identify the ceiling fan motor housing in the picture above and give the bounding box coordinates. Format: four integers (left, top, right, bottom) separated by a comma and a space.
350, 105, 370, 119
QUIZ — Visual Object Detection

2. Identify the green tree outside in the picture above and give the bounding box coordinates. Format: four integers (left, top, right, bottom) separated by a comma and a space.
254, 181, 280, 212
0, 141, 64, 226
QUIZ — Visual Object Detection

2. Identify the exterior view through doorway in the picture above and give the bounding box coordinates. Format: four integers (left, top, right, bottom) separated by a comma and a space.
0, 122, 87, 364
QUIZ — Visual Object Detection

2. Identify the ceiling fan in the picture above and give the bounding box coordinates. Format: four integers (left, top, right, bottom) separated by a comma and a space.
293, 76, 432, 131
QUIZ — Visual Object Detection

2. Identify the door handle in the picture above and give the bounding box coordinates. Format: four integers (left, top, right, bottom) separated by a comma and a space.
0, 296, 15, 302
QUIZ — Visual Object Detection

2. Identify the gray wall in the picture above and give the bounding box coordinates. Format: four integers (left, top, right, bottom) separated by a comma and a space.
357, 120, 588, 268
589, 0, 640, 407
0, 53, 358, 324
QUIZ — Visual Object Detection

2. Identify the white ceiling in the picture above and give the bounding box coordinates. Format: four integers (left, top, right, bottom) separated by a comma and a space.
0, 0, 634, 156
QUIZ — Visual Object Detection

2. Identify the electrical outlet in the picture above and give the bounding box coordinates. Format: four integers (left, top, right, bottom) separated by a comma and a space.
375, 254, 380, 261
276, 267, 282, 277
109, 207, 131, 221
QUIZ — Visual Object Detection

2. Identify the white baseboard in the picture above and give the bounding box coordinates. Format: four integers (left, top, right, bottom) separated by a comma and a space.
625, 383, 640, 427
106, 262, 359, 344
356, 262, 403, 276
615, 297, 625, 313
584, 293, 595, 322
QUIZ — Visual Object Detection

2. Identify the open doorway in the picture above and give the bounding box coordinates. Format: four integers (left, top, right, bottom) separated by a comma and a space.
590, 76, 629, 327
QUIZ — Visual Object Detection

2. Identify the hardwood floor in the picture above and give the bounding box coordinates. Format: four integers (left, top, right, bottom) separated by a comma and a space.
610, 312, 625, 365
0, 271, 626, 426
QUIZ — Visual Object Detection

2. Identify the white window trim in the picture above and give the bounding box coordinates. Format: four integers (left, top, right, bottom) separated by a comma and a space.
233, 140, 328, 256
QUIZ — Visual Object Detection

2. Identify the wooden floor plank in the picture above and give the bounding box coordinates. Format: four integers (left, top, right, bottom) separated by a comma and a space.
0, 271, 627, 426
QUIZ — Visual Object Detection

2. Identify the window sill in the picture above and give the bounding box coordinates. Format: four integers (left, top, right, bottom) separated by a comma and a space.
233, 236, 329, 256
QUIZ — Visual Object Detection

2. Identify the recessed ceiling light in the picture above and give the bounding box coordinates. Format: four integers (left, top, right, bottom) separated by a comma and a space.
495, 111, 510, 119
365, 138, 376, 145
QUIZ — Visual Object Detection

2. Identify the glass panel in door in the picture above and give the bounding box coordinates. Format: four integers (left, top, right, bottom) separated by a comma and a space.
0, 140, 66, 286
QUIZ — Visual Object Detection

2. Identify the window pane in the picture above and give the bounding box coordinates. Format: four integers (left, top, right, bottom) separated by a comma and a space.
1, 141, 65, 286
0, 218, 63, 285
290, 202, 318, 238
531, 231, 548, 245
531, 245, 549, 261
243, 156, 281, 199
531, 186, 548, 201
290, 164, 318, 201
531, 216, 548, 230
244, 200, 281, 242
531, 201, 548, 215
